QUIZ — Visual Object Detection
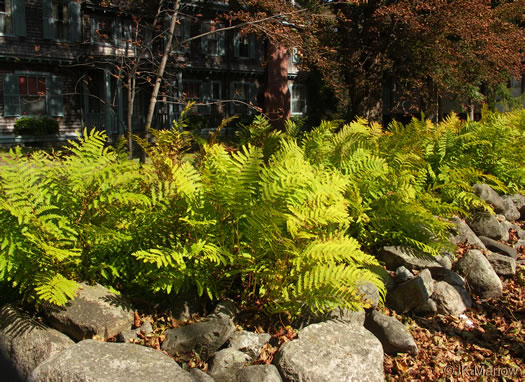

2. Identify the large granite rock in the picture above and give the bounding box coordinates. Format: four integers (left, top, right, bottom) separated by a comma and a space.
478, 236, 517, 259
510, 194, 525, 219
467, 212, 508, 241
456, 250, 503, 299
236, 365, 282, 382
358, 282, 381, 308
293, 307, 366, 330
0, 304, 75, 379
472, 184, 506, 214
449, 216, 486, 249
275, 321, 384, 382
208, 348, 251, 382
379, 246, 442, 271
42, 282, 134, 341
431, 281, 472, 315
364, 310, 418, 356
486, 252, 517, 276
428, 268, 465, 287
162, 306, 235, 361
501, 195, 521, 221
388, 269, 434, 313
228, 331, 272, 359
190, 368, 216, 382
31, 339, 196, 382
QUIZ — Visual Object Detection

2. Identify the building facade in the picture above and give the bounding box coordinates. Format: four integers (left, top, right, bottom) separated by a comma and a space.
0, 0, 307, 145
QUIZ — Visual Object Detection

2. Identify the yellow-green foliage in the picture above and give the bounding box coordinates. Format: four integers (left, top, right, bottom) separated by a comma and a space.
0, 130, 149, 306
132, 132, 385, 316
1, 109, 522, 317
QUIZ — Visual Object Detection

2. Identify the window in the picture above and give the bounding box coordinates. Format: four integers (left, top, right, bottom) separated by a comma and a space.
182, 81, 201, 101
172, 17, 190, 53
2, 73, 64, 117
201, 21, 225, 56
234, 32, 256, 59
230, 81, 256, 115
19, 76, 47, 115
0, 0, 23, 36
43, 0, 80, 41
91, 16, 114, 45
211, 81, 221, 101
291, 48, 301, 64
51, 1, 68, 40
290, 83, 307, 116
0, 0, 12, 35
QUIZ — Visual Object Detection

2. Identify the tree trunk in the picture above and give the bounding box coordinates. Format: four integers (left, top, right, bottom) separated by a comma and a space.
144, 0, 180, 132
264, 43, 290, 128
127, 75, 135, 159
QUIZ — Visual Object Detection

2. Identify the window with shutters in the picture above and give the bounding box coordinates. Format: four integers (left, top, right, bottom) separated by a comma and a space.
233, 31, 256, 59
290, 83, 307, 116
0, 0, 13, 35
2, 73, 64, 117
202, 21, 224, 56
238, 35, 250, 58
51, 1, 68, 40
19, 76, 47, 115
43, 0, 80, 41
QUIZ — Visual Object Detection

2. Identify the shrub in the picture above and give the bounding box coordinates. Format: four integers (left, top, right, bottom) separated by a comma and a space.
14, 116, 59, 136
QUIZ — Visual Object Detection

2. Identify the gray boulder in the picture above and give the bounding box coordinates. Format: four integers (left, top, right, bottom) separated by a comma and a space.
431, 281, 472, 315
210, 299, 240, 320
358, 282, 381, 308
501, 195, 521, 221
161, 315, 235, 360
449, 216, 486, 249
510, 194, 525, 219
428, 268, 465, 287
379, 246, 442, 271
467, 212, 508, 241
42, 282, 134, 341
486, 252, 516, 276
435, 253, 453, 270
472, 184, 506, 213
208, 348, 251, 382
236, 365, 282, 382
388, 269, 434, 313
275, 321, 384, 382
293, 307, 366, 329
479, 236, 517, 259
414, 299, 438, 316
117, 328, 140, 343
31, 339, 196, 382
456, 250, 503, 299
228, 331, 271, 360
364, 310, 418, 356
190, 368, 216, 381
394, 266, 414, 283
0, 304, 75, 379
